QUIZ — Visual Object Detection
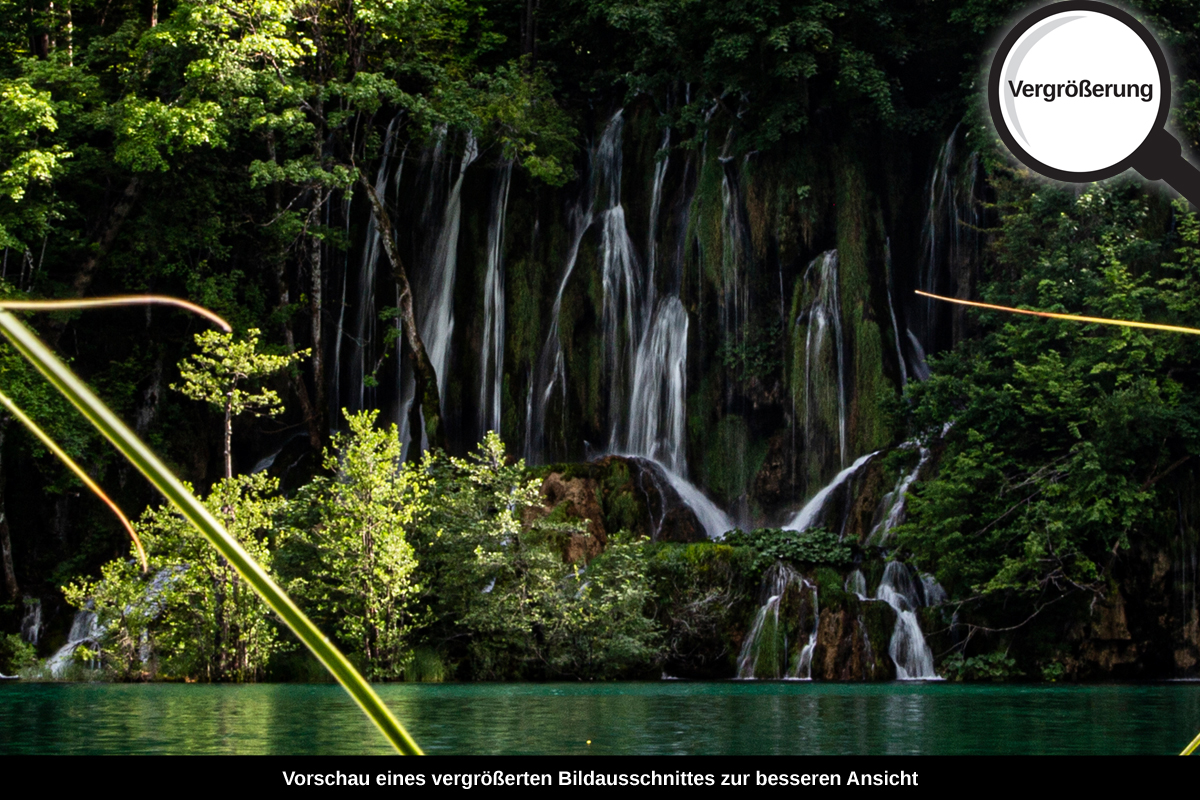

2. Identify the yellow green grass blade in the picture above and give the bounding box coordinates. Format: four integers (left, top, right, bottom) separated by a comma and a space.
0, 296, 232, 332
1183, 730, 1200, 756
915, 290, 1200, 336
0, 308, 422, 755
0, 387, 147, 572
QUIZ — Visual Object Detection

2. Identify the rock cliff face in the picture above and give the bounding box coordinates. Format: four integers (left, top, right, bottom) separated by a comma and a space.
350, 100, 976, 531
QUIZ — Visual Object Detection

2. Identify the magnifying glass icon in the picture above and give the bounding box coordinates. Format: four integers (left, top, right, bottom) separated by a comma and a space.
989, 1, 1200, 205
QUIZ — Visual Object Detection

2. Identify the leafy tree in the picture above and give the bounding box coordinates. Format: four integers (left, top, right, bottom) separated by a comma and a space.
0, 631, 35, 675
896, 180, 1200, 639
172, 328, 308, 479
282, 409, 428, 678
64, 472, 287, 681
0, 72, 69, 252
414, 433, 661, 679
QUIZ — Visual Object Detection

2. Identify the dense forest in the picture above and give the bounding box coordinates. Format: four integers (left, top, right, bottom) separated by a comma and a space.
1, 0, 1199, 682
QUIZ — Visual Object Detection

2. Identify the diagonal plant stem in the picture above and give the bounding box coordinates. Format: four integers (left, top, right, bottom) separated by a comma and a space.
0, 308, 421, 755
0, 388, 147, 572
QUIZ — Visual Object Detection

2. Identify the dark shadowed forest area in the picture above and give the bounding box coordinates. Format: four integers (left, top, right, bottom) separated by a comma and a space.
1, 0, 1199, 685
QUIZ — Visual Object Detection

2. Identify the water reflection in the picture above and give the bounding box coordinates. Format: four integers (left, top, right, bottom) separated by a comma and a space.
1, 682, 1197, 755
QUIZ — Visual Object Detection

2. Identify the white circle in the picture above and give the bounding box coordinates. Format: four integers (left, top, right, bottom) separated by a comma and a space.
999, 10, 1161, 173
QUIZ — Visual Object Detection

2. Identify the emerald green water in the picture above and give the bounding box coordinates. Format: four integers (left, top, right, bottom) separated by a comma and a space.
1, 681, 1197, 755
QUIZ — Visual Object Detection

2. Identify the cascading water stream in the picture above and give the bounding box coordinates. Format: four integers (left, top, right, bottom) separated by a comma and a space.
600, 202, 643, 448
884, 238, 908, 388
624, 298, 689, 474
524, 112, 731, 538
20, 599, 41, 647
784, 451, 879, 532
396, 132, 479, 454
875, 561, 938, 679
790, 583, 821, 680
911, 122, 981, 363
479, 161, 513, 439
846, 570, 868, 600
868, 445, 933, 545
524, 113, 616, 464
799, 251, 848, 490
423, 136, 479, 409
736, 562, 817, 679
46, 608, 101, 678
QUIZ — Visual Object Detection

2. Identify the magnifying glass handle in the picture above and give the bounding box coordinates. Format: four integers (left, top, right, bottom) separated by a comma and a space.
1131, 129, 1200, 208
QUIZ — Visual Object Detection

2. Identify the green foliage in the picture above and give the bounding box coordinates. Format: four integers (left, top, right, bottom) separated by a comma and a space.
414, 433, 661, 679
64, 473, 286, 681
719, 319, 783, 382
0, 632, 36, 674
643, 542, 758, 675
898, 180, 1200, 627
941, 651, 1023, 682
1040, 660, 1066, 682
725, 527, 853, 571
542, 0, 981, 150
0, 75, 70, 249
282, 410, 428, 678
172, 328, 307, 420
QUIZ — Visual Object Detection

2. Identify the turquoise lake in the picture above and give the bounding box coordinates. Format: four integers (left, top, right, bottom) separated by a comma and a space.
2, 681, 1198, 755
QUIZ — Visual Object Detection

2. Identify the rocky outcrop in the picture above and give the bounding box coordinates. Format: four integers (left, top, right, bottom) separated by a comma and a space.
530, 456, 709, 563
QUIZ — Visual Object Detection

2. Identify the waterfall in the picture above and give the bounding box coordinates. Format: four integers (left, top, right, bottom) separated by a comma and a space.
784, 451, 879, 532
20, 598, 41, 646
718, 148, 752, 355
479, 161, 513, 439
624, 298, 689, 474
921, 573, 948, 607
799, 250, 848, 487
525, 113, 615, 463
46, 609, 101, 678
422, 132, 479, 401
736, 562, 818, 679
906, 330, 932, 382
646, 127, 670, 313
331, 194, 352, 428
868, 445, 933, 545
397, 131, 479, 454
600, 203, 643, 447
657, 464, 734, 540
911, 123, 982, 359
522, 112, 729, 537
884, 238, 908, 387
875, 561, 938, 679
791, 583, 821, 680
846, 569, 868, 599
616, 125, 674, 463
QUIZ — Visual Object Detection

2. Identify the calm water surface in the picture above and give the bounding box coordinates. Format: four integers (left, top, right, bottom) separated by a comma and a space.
2, 681, 1198, 755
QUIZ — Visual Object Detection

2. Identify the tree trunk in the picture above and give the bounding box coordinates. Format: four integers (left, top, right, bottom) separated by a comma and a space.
72, 177, 141, 298
273, 251, 321, 451
27, 2, 49, 59
309, 199, 327, 439
47, 176, 142, 346
224, 398, 233, 480
357, 174, 445, 451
